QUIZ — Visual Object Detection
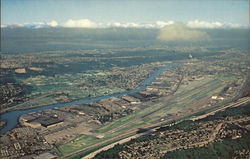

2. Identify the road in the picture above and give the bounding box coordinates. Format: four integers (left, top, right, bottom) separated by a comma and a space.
61, 97, 250, 159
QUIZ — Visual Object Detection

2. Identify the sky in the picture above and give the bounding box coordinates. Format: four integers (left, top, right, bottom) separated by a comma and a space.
1, 0, 249, 28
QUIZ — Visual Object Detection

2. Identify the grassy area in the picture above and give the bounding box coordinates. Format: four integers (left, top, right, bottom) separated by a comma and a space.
58, 135, 99, 155
217, 73, 239, 82
59, 110, 153, 156
94, 112, 139, 133
92, 103, 250, 159
10, 70, 126, 110
59, 73, 240, 157
9, 84, 124, 110
100, 74, 231, 133
65, 132, 136, 159
12, 95, 58, 109
94, 101, 168, 134
60, 78, 220, 155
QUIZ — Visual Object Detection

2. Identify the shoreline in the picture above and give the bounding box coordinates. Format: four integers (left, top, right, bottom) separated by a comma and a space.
0, 63, 176, 135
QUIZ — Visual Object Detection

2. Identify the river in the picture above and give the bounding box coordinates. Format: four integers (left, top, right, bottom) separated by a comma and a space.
0, 64, 175, 134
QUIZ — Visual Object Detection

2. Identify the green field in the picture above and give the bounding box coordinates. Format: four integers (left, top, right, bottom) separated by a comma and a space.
58, 135, 99, 155
92, 102, 250, 159
58, 73, 237, 157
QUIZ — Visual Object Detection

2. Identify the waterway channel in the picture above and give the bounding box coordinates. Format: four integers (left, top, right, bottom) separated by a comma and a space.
0, 63, 176, 134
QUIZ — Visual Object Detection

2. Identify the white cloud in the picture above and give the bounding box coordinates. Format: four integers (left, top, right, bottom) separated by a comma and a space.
5, 23, 25, 28
11, 21, 59, 29
187, 20, 243, 29
227, 23, 241, 28
123, 22, 141, 28
1, 24, 7, 28
106, 22, 142, 28
102, 21, 174, 28
25, 22, 45, 28
187, 20, 224, 28
46, 20, 58, 27
157, 23, 210, 41
2, 19, 245, 29
156, 21, 175, 28
63, 19, 97, 28
144, 23, 156, 28
110, 22, 122, 27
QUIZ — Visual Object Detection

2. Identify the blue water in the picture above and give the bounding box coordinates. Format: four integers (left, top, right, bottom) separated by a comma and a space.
0, 64, 175, 134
